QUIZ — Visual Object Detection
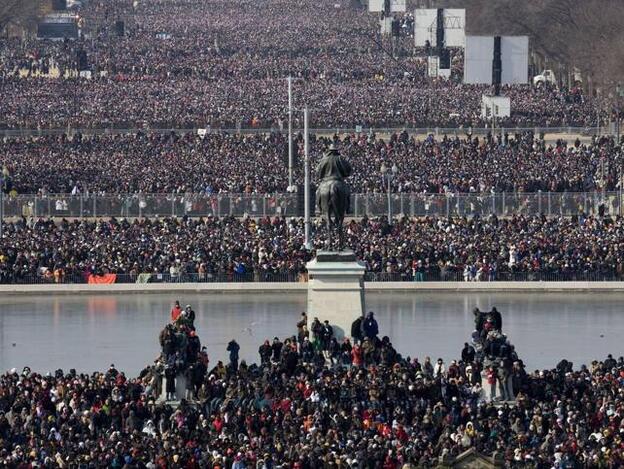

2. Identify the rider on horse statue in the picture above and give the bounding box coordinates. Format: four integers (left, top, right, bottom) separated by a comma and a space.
316, 144, 351, 211
316, 144, 352, 249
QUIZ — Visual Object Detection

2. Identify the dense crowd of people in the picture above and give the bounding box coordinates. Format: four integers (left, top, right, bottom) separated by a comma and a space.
1, 75, 595, 130
1, 213, 624, 283
158, 302, 207, 401
1, 132, 621, 195
2, 0, 623, 466
2, 304, 624, 467
471, 308, 517, 402
0, 0, 605, 129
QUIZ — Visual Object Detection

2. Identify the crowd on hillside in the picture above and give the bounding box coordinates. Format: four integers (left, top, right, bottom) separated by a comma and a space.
1, 133, 621, 195
0, 0, 604, 130
1, 214, 624, 283
2, 304, 624, 467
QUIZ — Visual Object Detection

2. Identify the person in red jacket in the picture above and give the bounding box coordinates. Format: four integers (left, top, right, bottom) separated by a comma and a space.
351, 344, 363, 368
171, 300, 182, 322
487, 366, 497, 400
383, 453, 398, 469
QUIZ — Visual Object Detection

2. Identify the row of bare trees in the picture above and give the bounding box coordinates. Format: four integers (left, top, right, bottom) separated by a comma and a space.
1, 0, 50, 36
428, 0, 624, 96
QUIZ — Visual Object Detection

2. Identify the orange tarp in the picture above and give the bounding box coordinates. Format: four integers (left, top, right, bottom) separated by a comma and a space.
87, 273, 117, 284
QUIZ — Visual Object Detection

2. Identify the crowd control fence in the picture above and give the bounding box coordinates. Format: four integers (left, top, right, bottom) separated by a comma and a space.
2, 191, 623, 219
4, 270, 624, 285
0, 125, 613, 138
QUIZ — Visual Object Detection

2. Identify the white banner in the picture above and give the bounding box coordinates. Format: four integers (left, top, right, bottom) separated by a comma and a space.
464, 35, 528, 85
414, 9, 465, 47
369, 0, 405, 13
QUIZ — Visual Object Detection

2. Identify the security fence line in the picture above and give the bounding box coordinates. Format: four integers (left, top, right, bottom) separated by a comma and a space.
0, 125, 611, 138
1, 191, 622, 219
3, 270, 624, 285
1, 272, 304, 285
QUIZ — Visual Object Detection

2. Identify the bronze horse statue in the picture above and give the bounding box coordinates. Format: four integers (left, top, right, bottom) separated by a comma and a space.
315, 144, 352, 250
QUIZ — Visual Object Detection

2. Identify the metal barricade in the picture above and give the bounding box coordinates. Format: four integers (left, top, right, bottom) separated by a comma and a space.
1, 191, 623, 219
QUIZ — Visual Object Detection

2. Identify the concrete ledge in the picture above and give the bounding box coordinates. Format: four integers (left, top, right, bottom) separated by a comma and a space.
1, 281, 624, 295
365, 281, 624, 292
0, 282, 308, 295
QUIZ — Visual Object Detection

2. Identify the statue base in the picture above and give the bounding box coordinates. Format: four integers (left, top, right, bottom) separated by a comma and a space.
306, 250, 366, 341
159, 373, 187, 403
480, 368, 515, 403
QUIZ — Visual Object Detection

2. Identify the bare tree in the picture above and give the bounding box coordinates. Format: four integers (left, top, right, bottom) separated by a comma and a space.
0, 0, 49, 33
430, 0, 624, 88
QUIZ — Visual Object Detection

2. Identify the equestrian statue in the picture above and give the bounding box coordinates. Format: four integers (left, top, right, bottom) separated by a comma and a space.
316, 144, 352, 250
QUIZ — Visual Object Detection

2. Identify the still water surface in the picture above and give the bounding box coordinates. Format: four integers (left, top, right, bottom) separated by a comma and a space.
0, 292, 622, 375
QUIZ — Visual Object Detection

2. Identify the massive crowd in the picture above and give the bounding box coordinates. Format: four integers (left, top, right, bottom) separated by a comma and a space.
1, 214, 624, 283
1, 133, 621, 195
1, 305, 624, 467
2, 0, 624, 466
0, 0, 605, 129
1, 75, 594, 130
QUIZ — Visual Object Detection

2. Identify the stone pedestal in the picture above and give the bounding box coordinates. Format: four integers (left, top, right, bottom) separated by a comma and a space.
480, 369, 515, 403
159, 373, 187, 403
306, 251, 366, 341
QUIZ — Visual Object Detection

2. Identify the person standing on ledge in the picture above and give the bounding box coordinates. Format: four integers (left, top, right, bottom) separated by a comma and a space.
490, 307, 502, 331
351, 312, 365, 343
363, 311, 379, 339
474, 308, 486, 333
297, 312, 307, 336
227, 339, 240, 372
170, 301, 182, 322
462, 342, 476, 363
164, 363, 176, 401
184, 304, 196, 326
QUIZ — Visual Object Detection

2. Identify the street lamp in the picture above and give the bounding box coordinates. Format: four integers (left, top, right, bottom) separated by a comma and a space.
0, 175, 3, 238
381, 163, 398, 222
287, 76, 294, 191
285, 76, 304, 192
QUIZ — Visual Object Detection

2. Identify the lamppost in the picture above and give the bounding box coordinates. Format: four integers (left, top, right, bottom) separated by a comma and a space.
287, 75, 294, 190
304, 107, 311, 249
381, 163, 398, 222
0, 175, 4, 238
620, 151, 624, 217
285, 76, 305, 193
